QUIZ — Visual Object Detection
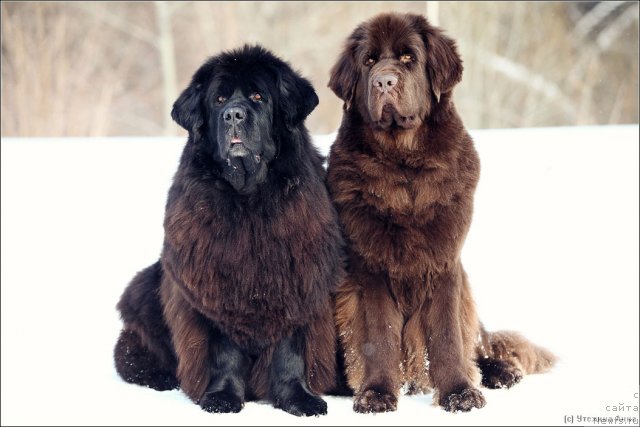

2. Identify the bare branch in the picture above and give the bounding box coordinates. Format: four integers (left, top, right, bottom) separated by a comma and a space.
72, 3, 156, 46
573, 1, 627, 40
597, 3, 639, 50
155, 1, 178, 136
473, 49, 576, 118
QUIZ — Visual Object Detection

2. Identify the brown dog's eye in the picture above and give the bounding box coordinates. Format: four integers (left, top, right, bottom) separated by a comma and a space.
364, 57, 376, 66
217, 96, 227, 104
400, 54, 413, 64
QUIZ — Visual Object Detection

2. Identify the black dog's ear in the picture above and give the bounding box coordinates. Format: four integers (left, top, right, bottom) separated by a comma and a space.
328, 28, 362, 110
171, 82, 203, 134
171, 60, 215, 136
412, 15, 463, 103
276, 64, 319, 128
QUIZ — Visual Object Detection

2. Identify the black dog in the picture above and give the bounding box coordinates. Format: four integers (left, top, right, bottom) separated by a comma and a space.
114, 45, 343, 416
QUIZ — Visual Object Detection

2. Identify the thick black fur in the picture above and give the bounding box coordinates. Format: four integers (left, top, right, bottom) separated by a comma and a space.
114, 45, 343, 416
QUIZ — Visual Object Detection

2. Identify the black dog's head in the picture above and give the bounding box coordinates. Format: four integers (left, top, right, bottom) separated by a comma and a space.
171, 45, 319, 193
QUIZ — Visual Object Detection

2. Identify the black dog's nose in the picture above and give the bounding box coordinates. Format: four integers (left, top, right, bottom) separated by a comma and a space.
223, 107, 245, 125
373, 74, 398, 93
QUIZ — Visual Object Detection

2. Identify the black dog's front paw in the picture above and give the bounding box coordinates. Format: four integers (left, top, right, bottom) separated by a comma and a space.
441, 386, 486, 413
478, 358, 523, 389
353, 389, 398, 413
146, 371, 180, 391
275, 385, 327, 417
285, 394, 327, 417
200, 390, 244, 413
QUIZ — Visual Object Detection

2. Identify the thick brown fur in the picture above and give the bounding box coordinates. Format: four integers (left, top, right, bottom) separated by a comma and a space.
114, 45, 344, 416
326, 13, 555, 413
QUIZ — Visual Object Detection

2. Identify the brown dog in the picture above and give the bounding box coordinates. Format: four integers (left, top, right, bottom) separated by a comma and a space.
326, 13, 555, 413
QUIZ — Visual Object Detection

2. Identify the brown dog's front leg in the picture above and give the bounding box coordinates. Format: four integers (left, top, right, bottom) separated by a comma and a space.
337, 276, 403, 413
425, 264, 486, 412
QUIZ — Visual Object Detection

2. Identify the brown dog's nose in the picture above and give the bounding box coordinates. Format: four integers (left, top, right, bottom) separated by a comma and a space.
373, 74, 398, 93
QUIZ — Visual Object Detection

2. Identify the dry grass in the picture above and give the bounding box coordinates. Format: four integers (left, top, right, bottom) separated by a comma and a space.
1, 1, 638, 137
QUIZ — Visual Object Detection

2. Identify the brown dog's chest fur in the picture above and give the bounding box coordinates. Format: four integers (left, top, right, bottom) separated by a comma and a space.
328, 113, 483, 398
362, 156, 450, 221
328, 118, 479, 291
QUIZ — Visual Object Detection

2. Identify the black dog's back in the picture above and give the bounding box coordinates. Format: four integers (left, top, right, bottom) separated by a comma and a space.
114, 262, 178, 391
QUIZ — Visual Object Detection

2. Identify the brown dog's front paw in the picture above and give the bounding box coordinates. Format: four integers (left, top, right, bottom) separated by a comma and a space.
441, 386, 486, 413
353, 389, 398, 413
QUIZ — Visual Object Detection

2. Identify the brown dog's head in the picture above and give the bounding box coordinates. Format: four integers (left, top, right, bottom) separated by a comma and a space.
329, 13, 462, 132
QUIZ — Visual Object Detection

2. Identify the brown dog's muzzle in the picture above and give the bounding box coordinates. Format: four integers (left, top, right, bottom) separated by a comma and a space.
372, 73, 398, 94
367, 65, 420, 130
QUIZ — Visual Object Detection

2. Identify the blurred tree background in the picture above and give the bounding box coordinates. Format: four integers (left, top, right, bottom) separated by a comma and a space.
1, 1, 638, 137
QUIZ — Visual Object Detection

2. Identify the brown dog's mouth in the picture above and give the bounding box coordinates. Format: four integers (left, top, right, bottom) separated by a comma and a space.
373, 103, 418, 130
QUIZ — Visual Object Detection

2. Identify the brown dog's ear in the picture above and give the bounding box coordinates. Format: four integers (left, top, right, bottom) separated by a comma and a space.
412, 15, 463, 103
328, 29, 362, 110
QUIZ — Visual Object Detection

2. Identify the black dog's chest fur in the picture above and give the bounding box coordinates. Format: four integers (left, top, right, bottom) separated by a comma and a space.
163, 175, 338, 351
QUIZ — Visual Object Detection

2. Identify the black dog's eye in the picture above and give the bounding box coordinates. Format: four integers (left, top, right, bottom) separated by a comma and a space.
217, 96, 227, 104
364, 56, 376, 66
400, 54, 414, 64
251, 93, 263, 102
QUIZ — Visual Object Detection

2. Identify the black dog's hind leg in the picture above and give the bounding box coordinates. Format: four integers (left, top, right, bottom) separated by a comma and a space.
200, 333, 251, 413
114, 262, 178, 391
269, 330, 328, 417
114, 329, 178, 391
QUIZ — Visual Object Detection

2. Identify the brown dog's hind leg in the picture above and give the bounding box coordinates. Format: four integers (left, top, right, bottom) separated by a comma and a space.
477, 357, 523, 389
476, 326, 556, 389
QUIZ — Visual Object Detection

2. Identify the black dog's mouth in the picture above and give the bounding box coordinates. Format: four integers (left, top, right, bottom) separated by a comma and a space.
225, 130, 261, 161
228, 142, 251, 158
222, 136, 264, 192
227, 141, 262, 164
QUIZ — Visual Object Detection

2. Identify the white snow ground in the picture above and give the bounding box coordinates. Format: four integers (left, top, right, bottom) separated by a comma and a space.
1, 126, 638, 426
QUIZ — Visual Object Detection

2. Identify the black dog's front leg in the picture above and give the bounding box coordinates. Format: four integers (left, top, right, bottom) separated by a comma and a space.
269, 330, 328, 417
200, 333, 250, 413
